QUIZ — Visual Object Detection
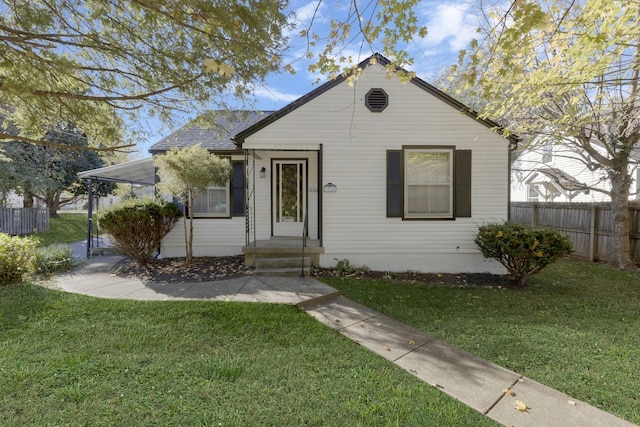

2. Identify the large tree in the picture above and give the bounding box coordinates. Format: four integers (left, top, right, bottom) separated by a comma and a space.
0, 0, 430, 152
2, 126, 116, 215
454, 0, 640, 270
0, 0, 290, 150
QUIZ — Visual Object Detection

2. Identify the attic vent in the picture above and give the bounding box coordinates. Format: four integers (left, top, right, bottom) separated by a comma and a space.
365, 88, 388, 112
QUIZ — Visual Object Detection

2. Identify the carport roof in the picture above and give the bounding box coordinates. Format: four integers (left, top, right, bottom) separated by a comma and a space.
77, 157, 155, 186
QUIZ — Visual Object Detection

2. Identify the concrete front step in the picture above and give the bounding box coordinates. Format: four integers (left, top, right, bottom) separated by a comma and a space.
252, 266, 311, 277
243, 241, 324, 267
255, 257, 311, 269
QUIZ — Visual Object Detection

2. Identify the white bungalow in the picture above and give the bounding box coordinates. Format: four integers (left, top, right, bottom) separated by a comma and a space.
83, 54, 517, 274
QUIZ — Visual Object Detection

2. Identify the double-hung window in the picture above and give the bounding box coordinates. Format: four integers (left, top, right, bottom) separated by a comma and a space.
387, 147, 471, 219
404, 148, 453, 218
191, 185, 230, 217
186, 161, 245, 218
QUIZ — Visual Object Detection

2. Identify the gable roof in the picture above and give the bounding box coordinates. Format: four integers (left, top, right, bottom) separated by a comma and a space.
233, 53, 519, 147
148, 110, 272, 154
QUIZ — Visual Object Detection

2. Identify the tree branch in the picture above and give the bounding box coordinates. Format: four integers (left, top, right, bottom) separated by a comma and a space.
0, 133, 134, 152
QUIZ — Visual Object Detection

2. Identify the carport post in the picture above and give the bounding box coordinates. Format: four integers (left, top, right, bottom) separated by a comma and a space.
86, 178, 93, 258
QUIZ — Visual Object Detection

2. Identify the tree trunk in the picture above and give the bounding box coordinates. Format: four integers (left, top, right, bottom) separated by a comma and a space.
182, 205, 190, 264
187, 205, 194, 264
608, 167, 636, 269
45, 192, 60, 217
22, 190, 34, 208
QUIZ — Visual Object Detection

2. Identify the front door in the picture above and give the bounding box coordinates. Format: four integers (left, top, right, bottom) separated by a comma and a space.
272, 160, 307, 236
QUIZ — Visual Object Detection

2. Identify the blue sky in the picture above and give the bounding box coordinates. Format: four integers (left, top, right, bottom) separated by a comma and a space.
253, 0, 480, 109
137, 0, 481, 154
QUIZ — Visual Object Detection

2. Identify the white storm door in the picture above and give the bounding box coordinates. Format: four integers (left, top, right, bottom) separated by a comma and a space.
272, 160, 306, 236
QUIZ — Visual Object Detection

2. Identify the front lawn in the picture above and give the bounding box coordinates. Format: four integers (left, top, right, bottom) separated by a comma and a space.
0, 284, 495, 427
34, 212, 89, 247
321, 257, 640, 424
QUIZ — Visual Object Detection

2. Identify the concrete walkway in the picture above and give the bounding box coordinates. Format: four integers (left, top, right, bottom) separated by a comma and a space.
55, 253, 636, 427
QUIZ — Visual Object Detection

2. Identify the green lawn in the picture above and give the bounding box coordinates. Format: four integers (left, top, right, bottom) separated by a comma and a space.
0, 284, 495, 427
321, 257, 640, 425
34, 212, 89, 247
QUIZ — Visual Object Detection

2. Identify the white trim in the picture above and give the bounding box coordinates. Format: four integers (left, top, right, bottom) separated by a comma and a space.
242, 143, 320, 150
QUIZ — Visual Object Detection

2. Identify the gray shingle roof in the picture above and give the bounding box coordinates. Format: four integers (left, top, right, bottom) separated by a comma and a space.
148, 110, 273, 154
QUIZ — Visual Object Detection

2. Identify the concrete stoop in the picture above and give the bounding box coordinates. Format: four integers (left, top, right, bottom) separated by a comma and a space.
253, 256, 311, 277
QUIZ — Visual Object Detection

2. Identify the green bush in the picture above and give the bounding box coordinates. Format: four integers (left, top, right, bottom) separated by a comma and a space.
334, 258, 370, 277
33, 244, 75, 275
475, 221, 573, 285
98, 197, 182, 266
0, 233, 37, 285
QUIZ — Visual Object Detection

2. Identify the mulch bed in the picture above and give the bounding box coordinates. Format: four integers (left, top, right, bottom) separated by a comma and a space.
312, 268, 515, 288
113, 255, 514, 287
112, 255, 253, 283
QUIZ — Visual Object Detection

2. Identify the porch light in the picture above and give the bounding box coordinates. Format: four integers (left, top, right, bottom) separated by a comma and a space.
260, 167, 266, 178
323, 182, 337, 193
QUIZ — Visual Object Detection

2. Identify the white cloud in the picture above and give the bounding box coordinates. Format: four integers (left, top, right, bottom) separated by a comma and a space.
252, 85, 301, 104
294, 0, 324, 24
420, 2, 479, 51
403, 2, 481, 79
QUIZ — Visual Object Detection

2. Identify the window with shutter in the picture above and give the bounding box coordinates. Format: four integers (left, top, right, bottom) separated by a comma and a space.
386, 147, 472, 219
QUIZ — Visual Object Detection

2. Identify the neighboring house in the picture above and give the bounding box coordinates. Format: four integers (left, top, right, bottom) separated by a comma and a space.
82, 54, 517, 274
511, 141, 640, 202
1, 190, 27, 208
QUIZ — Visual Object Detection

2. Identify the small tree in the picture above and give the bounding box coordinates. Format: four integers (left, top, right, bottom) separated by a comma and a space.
475, 222, 573, 286
154, 145, 232, 264
98, 197, 181, 266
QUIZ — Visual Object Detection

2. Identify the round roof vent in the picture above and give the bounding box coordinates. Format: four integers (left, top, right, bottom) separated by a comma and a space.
365, 88, 388, 112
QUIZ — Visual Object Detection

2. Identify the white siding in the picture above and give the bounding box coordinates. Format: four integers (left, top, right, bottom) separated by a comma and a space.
158, 155, 247, 258
245, 64, 510, 273
160, 217, 246, 258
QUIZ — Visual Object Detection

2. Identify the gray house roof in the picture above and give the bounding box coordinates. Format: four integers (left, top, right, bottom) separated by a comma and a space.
148, 110, 273, 154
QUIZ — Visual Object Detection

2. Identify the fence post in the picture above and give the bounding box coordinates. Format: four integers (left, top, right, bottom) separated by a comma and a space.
589, 206, 598, 261
531, 204, 538, 226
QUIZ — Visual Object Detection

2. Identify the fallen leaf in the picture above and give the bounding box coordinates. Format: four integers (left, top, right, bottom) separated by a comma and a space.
514, 400, 529, 412
408, 339, 416, 345
383, 346, 391, 351
503, 388, 516, 396
568, 400, 576, 406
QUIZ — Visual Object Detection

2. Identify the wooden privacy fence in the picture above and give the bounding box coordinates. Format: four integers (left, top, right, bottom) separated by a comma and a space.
0, 208, 49, 236
510, 202, 640, 263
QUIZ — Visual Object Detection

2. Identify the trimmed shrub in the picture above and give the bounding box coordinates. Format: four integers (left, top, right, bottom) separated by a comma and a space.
98, 197, 182, 266
33, 244, 75, 275
475, 221, 573, 285
0, 233, 37, 285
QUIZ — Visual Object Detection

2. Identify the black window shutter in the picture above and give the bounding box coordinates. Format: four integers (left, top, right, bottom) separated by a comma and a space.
232, 161, 245, 216
387, 150, 402, 217
172, 196, 186, 216
454, 150, 472, 218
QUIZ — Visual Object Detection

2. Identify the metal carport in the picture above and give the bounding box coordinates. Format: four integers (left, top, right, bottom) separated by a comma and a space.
77, 157, 156, 258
